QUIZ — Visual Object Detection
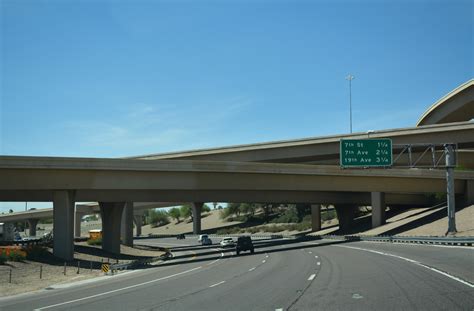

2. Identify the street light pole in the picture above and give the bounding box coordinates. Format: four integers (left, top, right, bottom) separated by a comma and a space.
345, 74, 355, 133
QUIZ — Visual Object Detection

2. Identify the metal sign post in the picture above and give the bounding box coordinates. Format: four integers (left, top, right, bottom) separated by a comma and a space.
445, 144, 457, 234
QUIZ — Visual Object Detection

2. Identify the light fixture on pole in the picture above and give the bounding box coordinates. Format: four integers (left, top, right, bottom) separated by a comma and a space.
345, 74, 355, 133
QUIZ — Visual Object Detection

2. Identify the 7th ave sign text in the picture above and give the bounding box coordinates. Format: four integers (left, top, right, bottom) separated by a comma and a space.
340, 139, 393, 168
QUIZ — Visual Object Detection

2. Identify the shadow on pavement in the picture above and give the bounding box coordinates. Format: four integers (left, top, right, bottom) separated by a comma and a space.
141, 237, 356, 269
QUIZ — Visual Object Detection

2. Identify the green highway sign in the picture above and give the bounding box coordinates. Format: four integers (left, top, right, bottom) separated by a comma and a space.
340, 139, 392, 167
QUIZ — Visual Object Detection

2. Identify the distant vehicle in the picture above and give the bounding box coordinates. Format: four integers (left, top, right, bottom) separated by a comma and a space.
198, 234, 209, 243
236, 236, 254, 255
220, 237, 235, 248
201, 236, 212, 245
176, 234, 185, 240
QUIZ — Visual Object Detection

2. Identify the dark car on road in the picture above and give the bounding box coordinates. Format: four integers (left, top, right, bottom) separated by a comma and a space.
236, 236, 254, 255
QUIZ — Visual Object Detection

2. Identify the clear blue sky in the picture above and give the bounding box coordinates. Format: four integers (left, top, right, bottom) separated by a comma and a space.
0, 0, 472, 212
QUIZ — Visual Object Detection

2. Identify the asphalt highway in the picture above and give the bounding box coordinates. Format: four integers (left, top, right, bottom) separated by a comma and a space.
0, 237, 472, 311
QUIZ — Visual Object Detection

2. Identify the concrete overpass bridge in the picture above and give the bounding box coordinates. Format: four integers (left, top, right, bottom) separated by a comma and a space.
0, 156, 473, 260
132, 122, 474, 167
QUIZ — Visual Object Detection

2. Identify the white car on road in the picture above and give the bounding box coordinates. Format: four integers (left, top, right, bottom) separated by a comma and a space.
220, 237, 235, 248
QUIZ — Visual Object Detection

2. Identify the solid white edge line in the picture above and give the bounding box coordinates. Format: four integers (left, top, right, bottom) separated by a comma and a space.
262, 260, 266, 263
275, 308, 283, 311
34, 266, 203, 310
308, 274, 316, 281
336, 245, 474, 288
317, 262, 321, 265
315, 256, 318, 258
249, 267, 256, 271
209, 281, 226, 288
206, 259, 220, 266
361, 240, 473, 250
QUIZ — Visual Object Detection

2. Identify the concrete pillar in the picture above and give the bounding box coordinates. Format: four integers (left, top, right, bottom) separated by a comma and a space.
465, 180, 474, 206
53, 190, 75, 261
371, 192, 386, 228
192, 202, 203, 234
99, 202, 125, 255
74, 211, 87, 238
133, 215, 143, 237
120, 202, 134, 247
334, 204, 357, 232
27, 218, 39, 237
310, 204, 321, 232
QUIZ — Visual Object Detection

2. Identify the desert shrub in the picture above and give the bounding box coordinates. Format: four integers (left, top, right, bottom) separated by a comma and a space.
246, 227, 260, 234
149, 210, 170, 227
270, 207, 299, 223
87, 238, 102, 246
321, 209, 336, 221
8, 249, 26, 262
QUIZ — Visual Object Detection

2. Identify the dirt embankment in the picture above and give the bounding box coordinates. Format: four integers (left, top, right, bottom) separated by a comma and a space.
0, 243, 164, 298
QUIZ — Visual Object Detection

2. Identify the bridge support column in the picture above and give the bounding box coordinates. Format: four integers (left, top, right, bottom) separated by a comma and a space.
192, 202, 203, 234
53, 190, 75, 261
465, 180, 474, 206
74, 211, 87, 238
334, 204, 357, 232
120, 202, 134, 247
371, 192, 386, 228
133, 213, 143, 237
100, 202, 125, 255
310, 204, 321, 232
27, 218, 39, 237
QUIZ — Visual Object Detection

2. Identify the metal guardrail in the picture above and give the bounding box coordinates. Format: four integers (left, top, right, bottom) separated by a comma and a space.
142, 233, 292, 240
320, 235, 474, 246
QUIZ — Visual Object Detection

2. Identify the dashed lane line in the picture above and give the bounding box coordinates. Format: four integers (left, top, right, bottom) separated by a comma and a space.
317, 262, 321, 266
308, 274, 316, 281
336, 245, 474, 288
209, 281, 226, 288
249, 267, 256, 271
33, 266, 203, 310
206, 250, 225, 266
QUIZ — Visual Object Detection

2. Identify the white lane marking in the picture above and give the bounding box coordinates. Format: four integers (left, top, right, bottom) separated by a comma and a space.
302, 242, 319, 245
308, 251, 312, 254
262, 260, 266, 263
275, 309, 283, 311
206, 250, 225, 265
317, 262, 321, 266
308, 274, 316, 281
337, 245, 474, 288
249, 267, 256, 271
33, 266, 202, 310
209, 281, 225, 288
352, 293, 364, 299
315, 256, 318, 258
206, 259, 220, 265
266, 254, 269, 258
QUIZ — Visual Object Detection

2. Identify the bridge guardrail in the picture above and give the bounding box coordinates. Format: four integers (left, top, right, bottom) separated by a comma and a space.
320, 234, 473, 246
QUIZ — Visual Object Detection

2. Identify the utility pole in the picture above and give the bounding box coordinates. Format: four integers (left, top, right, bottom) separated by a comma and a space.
345, 74, 355, 133
445, 144, 457, 234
